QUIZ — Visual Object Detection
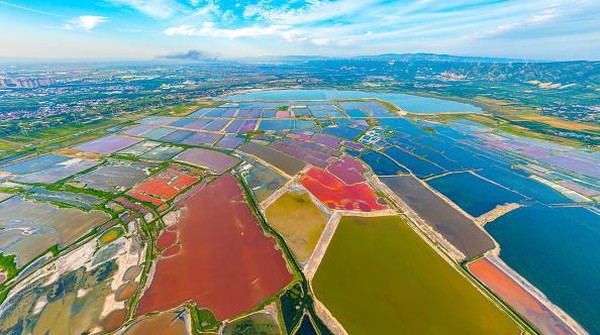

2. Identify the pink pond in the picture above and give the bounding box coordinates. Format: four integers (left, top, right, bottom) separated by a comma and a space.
326, 156, 368, 185
73, 135, 142, 154
175, 148, 240, 173
312, 133, 341, 149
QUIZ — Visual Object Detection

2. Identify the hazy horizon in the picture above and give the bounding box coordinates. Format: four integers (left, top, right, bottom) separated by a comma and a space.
1, 0, 599, 61
0, 52, 597, 64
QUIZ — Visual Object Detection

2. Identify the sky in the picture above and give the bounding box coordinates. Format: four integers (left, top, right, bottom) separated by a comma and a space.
0, 0, 599, 60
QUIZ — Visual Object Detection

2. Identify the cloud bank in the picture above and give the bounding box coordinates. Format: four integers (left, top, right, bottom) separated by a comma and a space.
64, 16, 108, 31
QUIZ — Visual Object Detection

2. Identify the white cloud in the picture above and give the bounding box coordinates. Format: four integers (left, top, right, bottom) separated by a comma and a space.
64, 16, 108, 31
108, 0, 180, 19
530, 8, 557, 23
165, 22, 301, 40
221, 10, 236, 24
311, 37, 330, 46
244, 0, 378, 25
479, 5, 562, 38
162, 0, 600, 58
242, 4, 262, 19
191, 0, 220, 17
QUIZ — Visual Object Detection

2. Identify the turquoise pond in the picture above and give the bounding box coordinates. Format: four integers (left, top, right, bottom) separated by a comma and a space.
486, 205, 600, 334
221, 89, 483, 114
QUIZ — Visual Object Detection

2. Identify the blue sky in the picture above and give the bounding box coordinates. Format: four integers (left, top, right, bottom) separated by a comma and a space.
1, 0, 599, 60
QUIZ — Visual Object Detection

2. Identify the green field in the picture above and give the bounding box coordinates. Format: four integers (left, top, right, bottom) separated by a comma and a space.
312, 216, 522, 334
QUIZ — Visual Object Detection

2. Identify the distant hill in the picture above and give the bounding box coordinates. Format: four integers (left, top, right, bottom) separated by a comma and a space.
349, 53, 528, 63
234, 55, 332, 64
237, 53, 542, 64
160, 51, 597, 68
295, 55, 600, 85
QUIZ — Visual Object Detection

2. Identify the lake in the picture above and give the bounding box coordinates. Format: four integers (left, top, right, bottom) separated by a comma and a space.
221, 89, 483, 114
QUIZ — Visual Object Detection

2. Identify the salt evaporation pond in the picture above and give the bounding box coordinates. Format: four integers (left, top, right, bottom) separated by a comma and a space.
486, 204, 600, 334
221, 89, 483, 114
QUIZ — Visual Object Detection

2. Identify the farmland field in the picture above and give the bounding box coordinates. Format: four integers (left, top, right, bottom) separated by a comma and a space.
312, 216, 521, 334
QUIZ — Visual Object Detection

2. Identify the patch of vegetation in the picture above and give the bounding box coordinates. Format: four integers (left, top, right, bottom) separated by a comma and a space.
190, 306, 220, 332
0, 253, 19, 281
99, 226, 125, 245
0, 112, 148, 160
465, 114, 586, 148
513, 120, 599, 146
365, 117, 379, 127
422, 126, 436, 133
224, 313, 280, 335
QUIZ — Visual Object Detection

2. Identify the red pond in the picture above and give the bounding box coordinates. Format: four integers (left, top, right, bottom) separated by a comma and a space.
126, 165, 199, 205
300, 167, 386, 212
137, 173, 292, 320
